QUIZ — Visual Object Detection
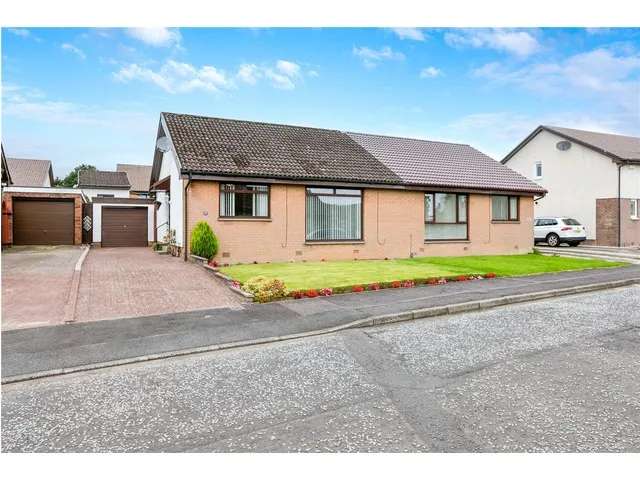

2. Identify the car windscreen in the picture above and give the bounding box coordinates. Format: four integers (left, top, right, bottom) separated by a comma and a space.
562, 218, 581, 226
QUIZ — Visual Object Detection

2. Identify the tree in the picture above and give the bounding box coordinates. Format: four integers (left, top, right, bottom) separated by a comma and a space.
54, 164, 96, 187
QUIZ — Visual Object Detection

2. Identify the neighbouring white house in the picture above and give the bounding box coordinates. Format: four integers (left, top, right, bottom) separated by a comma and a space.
502, 125, 640, 246
77, 169, 131, 199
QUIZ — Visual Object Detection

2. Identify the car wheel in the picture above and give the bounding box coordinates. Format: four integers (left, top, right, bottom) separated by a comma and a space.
547, 233, 560, 247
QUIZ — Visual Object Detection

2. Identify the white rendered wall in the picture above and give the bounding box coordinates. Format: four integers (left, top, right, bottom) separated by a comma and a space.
92, 203, 155, 243
155, 150, 183, 246
82, 188, 130, 200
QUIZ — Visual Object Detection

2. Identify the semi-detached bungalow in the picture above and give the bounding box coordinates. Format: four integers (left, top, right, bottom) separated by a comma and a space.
150, 112, 546, 264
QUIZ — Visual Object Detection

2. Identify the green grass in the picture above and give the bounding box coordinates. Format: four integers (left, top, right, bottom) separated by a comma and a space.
220, 253, 626, 291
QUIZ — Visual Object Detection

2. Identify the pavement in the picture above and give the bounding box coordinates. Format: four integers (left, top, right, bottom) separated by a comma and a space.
2, 285, 638, 452
1, 246, 84, 330
2, 263, 640, 381
537, 244, 640, 264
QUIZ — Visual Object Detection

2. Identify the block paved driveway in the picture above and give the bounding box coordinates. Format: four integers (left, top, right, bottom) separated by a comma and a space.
1, 246, 84, 330
74, 248, 244, 323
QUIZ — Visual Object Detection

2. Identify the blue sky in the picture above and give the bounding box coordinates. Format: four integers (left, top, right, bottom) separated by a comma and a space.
2, 27, 639, 177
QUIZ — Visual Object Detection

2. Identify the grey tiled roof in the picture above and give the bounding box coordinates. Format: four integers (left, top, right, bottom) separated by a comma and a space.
544, 126, 640, 161
162, 113, 402, 185
347, 132, 546, 194
117, 164, 152, 192
5, 158, 53, 187
78, 169, 130, 188
161, 112, 545, 194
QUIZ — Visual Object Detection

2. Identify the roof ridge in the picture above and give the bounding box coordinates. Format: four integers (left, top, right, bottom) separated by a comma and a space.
162, 112, 341, 134
346, 130, 470, 147
543, 125, 640, 141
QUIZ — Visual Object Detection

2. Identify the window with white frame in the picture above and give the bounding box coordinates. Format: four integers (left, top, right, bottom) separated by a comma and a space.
219, 183, 269, 218
631, 199, 638, 219
424, 193, 468, 241
534, 161, 543, 179
305, 187, 362, 241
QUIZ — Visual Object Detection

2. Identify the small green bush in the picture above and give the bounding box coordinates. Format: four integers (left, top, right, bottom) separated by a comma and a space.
242, 276, 287, 303
190, 221, 219, 259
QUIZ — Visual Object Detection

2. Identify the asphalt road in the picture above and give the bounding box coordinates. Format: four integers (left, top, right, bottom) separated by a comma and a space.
2, 286, 639, 452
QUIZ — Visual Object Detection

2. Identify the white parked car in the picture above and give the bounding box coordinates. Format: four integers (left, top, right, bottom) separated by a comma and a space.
534, 217, 587, 247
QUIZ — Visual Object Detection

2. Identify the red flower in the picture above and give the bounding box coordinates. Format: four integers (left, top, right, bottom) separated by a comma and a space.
426, 278, 438, 285
391, 281, 402, 288
208, 259, 219, 268
305, 289, 319, 298
351, 285, 365, 293
319, 287, 333, 296
401, 280, 415, 288
456, 275, 469, 282
484, 272, 497, 279
368, 283, 381, 291
291, 291, 304, 299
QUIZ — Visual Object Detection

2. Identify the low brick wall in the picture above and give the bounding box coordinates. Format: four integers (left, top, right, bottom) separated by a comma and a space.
596, 197, 640, 247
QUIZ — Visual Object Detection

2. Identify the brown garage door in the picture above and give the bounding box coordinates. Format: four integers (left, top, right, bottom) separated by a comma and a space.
13, 199, 75, 245
101, 207, 148, 247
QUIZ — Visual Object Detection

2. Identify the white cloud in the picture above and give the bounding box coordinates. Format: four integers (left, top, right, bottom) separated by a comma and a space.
61, 43, 86, 60
237, 63, 261, 85
419, 66, 443, 78
126, 28, 181, 48
276, 60, 301, 77
8, 28, 31, 38
114, 60, 233, 94
391, 28, 426, 41
445, 29, 541, 58
353, 46, 405, 68
2, 83, 151, 129
235, 60, 304, 90
308, 70, 319, 78
472, 47, 640, 112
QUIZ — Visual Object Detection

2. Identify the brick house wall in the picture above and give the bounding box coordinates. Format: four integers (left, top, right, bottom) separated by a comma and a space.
1, 192, 83, 246
185, 181, 535, 264
596, 197, 640, 247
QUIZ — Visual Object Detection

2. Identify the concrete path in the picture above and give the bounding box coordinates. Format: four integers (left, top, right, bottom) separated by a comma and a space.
74, 247, 244, 323
538, 245, 640, 264
2, 285, 639, 452
3, 264, 639, 381
1, 246, 84, 330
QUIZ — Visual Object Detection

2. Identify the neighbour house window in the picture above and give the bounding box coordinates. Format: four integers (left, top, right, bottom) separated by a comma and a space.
305, 187, 362, 241
535, 162, 543, 178
219, 183, 269, 218
97, 194, 115, 198
424, 193, 468, 241
492, 195, 519, 221
631, 199, 638, 219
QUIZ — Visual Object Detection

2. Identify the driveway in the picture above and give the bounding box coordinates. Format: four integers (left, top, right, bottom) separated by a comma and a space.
2, 285, 638, 452
1, 246, 84, 330
74, 248, 244, 323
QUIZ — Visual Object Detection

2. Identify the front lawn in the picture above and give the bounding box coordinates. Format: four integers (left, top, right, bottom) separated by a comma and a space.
220, 253, 625, 291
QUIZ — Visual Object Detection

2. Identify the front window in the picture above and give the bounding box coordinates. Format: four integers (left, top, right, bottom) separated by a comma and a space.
305, 187, 362, 241
425, 193, 468, 241
492, 195, 519, 221
219, 183, 269, 218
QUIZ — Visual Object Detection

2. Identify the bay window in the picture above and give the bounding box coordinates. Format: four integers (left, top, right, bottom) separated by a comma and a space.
219, 183, 269, 218
492, 195, 519, 221
425, 193, 468, 241
305, 187, 362, 241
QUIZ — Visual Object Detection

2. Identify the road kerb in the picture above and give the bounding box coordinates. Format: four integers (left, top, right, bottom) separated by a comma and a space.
3, 277, 639, 385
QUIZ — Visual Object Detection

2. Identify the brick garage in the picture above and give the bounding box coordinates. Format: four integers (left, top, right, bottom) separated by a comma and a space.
2, 190, 84, 246
596, 197, 640, 247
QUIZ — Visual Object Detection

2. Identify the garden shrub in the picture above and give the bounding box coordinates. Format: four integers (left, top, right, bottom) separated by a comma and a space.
305, 289, 319, 298
243, 276, 287, 303
190, 221, 219, 259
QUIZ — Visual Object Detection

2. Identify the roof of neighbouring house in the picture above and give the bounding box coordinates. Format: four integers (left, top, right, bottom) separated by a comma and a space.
347, 132, 544, 193
77, 169, 130, 188
116, 163, 152, 192
502, 125, 640, 164
1, 145, 12, 185
158, 112, 546, 194
5, 157, 54, 187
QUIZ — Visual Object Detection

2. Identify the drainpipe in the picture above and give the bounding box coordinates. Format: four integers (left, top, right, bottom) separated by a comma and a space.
183, 172, 193, 261
617, 163, 623, 247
